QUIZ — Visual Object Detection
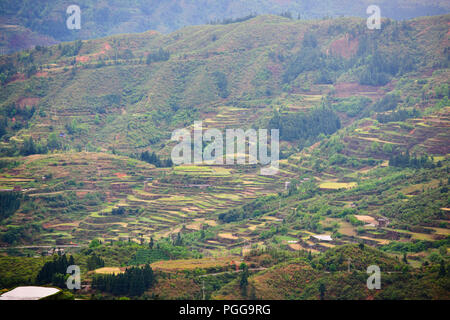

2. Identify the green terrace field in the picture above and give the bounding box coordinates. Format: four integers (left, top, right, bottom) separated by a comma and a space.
5, 146, 447, 256
0, 152, 295, 249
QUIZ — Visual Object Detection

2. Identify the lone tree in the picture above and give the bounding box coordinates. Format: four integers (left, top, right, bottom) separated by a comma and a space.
240, 263, 249, 296
439, 260, 446, 277
149, 237, 154, 250
403, 252, 408, 264
319, 283, 326, 300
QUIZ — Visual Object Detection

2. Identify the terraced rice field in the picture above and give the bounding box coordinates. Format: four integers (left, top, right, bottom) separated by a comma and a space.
0, 151, 295, 250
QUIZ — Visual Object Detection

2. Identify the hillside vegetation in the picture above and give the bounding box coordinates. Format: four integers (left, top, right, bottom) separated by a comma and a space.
0, 13, 449, 300
214, 244, 450, 300
1, 0, 449, 53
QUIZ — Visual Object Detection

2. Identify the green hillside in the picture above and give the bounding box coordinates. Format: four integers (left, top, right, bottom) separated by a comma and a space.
214, 244, 450, 300
0, 15, 448, 156
0, 13, 448, 246
0, 14, 449, 300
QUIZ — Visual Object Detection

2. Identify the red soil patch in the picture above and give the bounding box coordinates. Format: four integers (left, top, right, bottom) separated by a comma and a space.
76, 191, 88, 198
42, 222, 53, 230
16, 97, 40, 108
8, 73, 26, 84
35, 71, 48, 77
146, 30, 159, 36
416, 25, 433, 38
308, 141, 321, 152
334, 82, 388, 100
114, 172, 127, 179
98, 42, 112, 56
328, 34, 358, 59
76, 55, 89, 63
76, 42, 112, 63
43, 221, 79, 231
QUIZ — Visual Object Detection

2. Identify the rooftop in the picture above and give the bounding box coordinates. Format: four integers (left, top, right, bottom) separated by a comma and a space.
0, 286, 60, 300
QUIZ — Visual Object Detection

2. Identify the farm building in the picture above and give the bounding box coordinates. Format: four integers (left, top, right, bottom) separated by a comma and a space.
376, 217, 389, 227
312, 234, 333, 242
0, 286, 60, 300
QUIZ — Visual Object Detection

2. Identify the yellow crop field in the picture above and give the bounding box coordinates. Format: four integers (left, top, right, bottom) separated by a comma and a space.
94, 267, 124, 274
319, 182, 357, 189
151, 257, 236, 271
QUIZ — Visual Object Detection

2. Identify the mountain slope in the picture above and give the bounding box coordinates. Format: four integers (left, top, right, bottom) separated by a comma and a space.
1, 0, 450, 53
0, 14, 448, 156
0, 14, 448, 256
214, 244, 450, 300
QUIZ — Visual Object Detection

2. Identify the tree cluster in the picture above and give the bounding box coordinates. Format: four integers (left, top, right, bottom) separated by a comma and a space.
388, 152, 435, 169
92, 264, 155, 296
87, 254, 105, 271
268, 107, 341, 142
283, 32, 343, 85
219, 195, 276, 223
356, 33, 418, 86
208, 14, 256, 25
36, 254, 75, 286
140, 151, 173, 167
373, 93, 401, 112
146, 48, 170, 64
212, 71, 229, 98
59, 40, 83, 57
0, 191, 21, 221
376, 108, 420, 123
19, 133, 60, 156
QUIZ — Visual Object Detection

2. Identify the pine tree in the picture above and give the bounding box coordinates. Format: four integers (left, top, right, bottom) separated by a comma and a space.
319, 283, 326, 300
149, 237, 154, 250
239, 263, 249, 296
439, 260, 446, 277
69, 255, 75, 266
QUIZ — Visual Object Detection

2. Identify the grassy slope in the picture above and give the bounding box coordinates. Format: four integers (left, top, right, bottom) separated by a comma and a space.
214, 245, 450, 300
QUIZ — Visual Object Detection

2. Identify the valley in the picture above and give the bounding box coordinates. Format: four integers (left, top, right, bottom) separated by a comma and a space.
0, 12, 449, 300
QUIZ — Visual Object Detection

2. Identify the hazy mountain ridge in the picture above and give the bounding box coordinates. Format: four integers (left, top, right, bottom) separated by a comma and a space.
1, 0, 449, 53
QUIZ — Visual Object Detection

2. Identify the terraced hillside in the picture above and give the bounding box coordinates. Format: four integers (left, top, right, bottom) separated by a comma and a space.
1, 15, 449, 157
214, 245, 450, 300
0, 152, 297, 248
0, 14, 449, 300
